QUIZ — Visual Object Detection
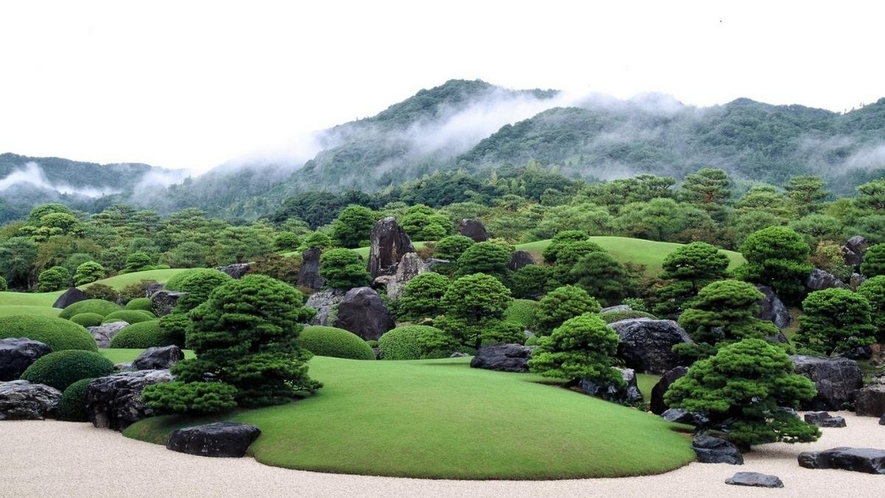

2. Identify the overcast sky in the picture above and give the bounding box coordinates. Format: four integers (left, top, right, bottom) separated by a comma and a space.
1, 1, 882, 174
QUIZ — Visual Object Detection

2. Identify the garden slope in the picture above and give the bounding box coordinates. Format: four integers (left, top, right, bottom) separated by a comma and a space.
128, 356, 694, 480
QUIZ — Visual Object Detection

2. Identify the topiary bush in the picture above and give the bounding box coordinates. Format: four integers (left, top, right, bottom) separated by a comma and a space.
598, 310, 658, 323
82, 283, 120, 303
378, 325, 460, 360
165, 268, 233, 313
505, 299, 538, 329
69, 312, 105, 328
56, 377, 95, 422
164, 268, 231, 292
108, 320, 169, 349
124, 297, 154, 312
102, 310, 156, 325
20, 350, 114, 391
0, 315, 97, 351
58, 299, 122, 320
294, 326, 375, 360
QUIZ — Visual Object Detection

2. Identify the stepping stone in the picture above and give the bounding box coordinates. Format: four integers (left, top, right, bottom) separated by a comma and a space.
725, 472, 784, 488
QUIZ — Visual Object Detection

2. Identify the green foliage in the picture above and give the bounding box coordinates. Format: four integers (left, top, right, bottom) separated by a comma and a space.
857, 275, 885, 341
568, 251, 632, 307
504, 299, 538, 328
73, 261, 105, 286
733, 226, 812, 305
102, 310, 156, 324
454, 241, 511, 282
124, 297, 154, 312
56, 377, 95, 422
58, 299, 122, 319
0, 315, 97, 351
141, 381, 238, 415
508, 264, 550, 299
860, 243, 885, 278
69, 312, 104, 327
654, 242, 730, 316
319, 248, 371, 289
37, 266, 71, 292
122, 252, 154, 273
784, 175, 828, 216
541, 230, 590, 264
108, 320, 169, 348
330, 205, 376, 248
118, 279, 158, 303
0, 276, 6, 291
396, 272, 451, 322
377, 325, 460, 360
528, 313, 623, 386
534, 285, 601, 335
247, 253, 302, 286
664, 338, 820, 448
165, 268, 233, 313
433, 234, 475, 261
438, 273, 517, 349
20, 350, 114, 391
299, 231, 333, 251
157, 313, 189, 348
855, 178, 885, 212
82, 283, 120, 303
794, 288, 877, 356
598, 310, 658, 323
294, 326, 376, 360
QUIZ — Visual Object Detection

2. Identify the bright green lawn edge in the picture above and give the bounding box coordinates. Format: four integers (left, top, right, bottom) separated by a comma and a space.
126, 356, 693, 480
0, 305, 61, 317
99, 348, 196, 364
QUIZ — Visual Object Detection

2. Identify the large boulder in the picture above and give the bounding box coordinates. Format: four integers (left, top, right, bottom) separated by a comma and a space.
725, 472, 783, 488
855, 386, 885, 417
805, 268, 848, 291
133, 346, 184, 370
52, 287, 89, 309
367, 217, 415, 279
150, 290, 185, 317
333, 287, 395, 341
296, 247, 325, 292
579, 368, 643, 405
507, 250, 535, 271
650, 366, 689, 415
609, 319, 693, 374
791, 355, 863, 411
459, 219, 488, 242
304, 289, 347, 326
89, 322, 129, 348
383, 252, 429, 302
0, 380, 61, 420
798, 447, 885, 474
754, 285, 791, 329
216, 263, 250, 279
661, 408, 709, 427
691, 435, 743, 465
843, 235, 869, 269
470, 344, 534, 372
167, 421, 261, 458
804, 411, 847, 428
0, 338, 52, 381
86, 370, 173, 431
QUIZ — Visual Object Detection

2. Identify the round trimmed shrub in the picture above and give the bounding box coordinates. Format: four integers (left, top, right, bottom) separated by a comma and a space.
58, 299, 122, 320
56, 377, 94, 422
598, 310, 657, 323
124, 297, 154, 312
164, 268, 234, 313
108, 320, 169, 348
164, 268, 232, 292
102, 310, 156, 324
20, 350, 114, 391
69, 312, 104, 328
378, 325, 459, 360
294, 326, 375, 360
0, 315, 97, 351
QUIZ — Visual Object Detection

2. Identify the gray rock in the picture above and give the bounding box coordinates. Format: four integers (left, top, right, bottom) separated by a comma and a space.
798, 447, 885, 474
0, 338, 52, 381
880, 413, 885, 426
167, 421, 261, 458
367, 217, 415, 279
114, 363, 134, 372
133, 346, 184, 370
216, 263, 250, 279
650, 366, 689, 415
805, 268, 848, 291
150, 290, 185, 317
843, 235, 869, 268
459, 218, 488, 242
791, 355, 863, 411
88, 322, 129, 348
507, 250, 535, 271
579, 368, 643, 405
296, 247, 325, 292
609, 319, 693, 374
804, 411, 847, 428
0, 380, 62, 420
333, 287, 395, 341
87, 370, 174, 431
850, 273, 867, 289
470, 344, 535, 372
304, 289, 347, 326
384, 252, 429, 302
661, 408, 709, 427
691, 435, 743, 465
855, 386, 885, 417
52, 287, 89, 309
754, 285, 791, 329
725, 472, 783, 488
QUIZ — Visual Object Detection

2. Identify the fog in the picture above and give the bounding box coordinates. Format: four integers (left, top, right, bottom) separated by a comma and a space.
0, 162, 119, 198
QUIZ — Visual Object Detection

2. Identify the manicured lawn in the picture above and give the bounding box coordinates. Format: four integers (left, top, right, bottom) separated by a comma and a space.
636, 373, 660, 399
88, 269, 188, 290
99, 348, 195, 364
0, 305, 61, 317
126, 356, 694, 479
0, 291, 63, 307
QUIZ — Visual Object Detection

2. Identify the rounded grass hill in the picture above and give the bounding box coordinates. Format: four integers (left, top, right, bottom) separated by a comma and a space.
0, 315, 97, 351
294, 326, 375, 360
58, 299, 122, 320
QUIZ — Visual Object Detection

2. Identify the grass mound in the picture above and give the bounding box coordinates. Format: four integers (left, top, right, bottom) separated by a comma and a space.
124, 298, 154, 312
56, 377, 95, 422
20, 350, 114, 391
109, 320, 168, 349
126, 357, 693, 479
294, 326, 375, 360
58, 299, 122, 320
0, 314, 97, 351
378, 325, 459, 360
102, 310, 156, 324
69, 312, 105, 327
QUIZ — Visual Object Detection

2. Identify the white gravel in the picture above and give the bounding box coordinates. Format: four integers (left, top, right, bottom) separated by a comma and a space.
2, 412, 884, 498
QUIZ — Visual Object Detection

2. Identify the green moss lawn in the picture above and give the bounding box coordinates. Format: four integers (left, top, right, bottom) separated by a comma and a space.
127, 356, 691, 480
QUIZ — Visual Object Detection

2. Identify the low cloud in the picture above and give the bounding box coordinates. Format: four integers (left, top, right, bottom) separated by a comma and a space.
0, 161, 120, 198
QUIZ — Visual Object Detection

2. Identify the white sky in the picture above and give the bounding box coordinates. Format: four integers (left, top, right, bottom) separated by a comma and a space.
1, 1, 883, 174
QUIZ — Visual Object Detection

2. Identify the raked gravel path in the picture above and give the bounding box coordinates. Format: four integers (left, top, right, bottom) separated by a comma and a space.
2, 412, 884, 498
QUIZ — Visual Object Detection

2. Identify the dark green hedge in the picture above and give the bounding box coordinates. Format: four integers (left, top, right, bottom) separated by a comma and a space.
20, 351, 113, 391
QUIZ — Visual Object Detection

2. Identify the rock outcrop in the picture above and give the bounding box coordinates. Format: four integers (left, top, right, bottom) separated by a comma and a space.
805, 268, 848, 291
725, 472, 783, 488
507, 250, 535, 271
133, 346, 184, 370
798, 447, 885, 474
0, 380, 61, 420
459, 219, 488, 242
150, 290, 185, 317
691, 435, 743, 465
167, 421, 261, 458
304, 289, 347, 326
791, 355, 863, 411
383, 252, 429, 301
89, 322, 129, 348
855, 386, 885, 417
754, 285, 791, 329
804, 411, 847, 428
0, 338, 52, 381
333, 287, 395, 341
216, 263, 250, 279
296, 247, 325, 292
367, 217, 414, 279
52, 287, 89, 309
86, 370, 173, 431
470, 344, 534, 372
650, 366, 689, 415
579, 368, 643, 405
609, 319, 693, 374
842, 235, 869, 269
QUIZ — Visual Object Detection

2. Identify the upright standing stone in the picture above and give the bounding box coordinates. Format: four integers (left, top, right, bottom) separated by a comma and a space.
52, 287, 89, 309
0, 338, 52, 381
333, 287, 395, 341
367, 217, 414, 279
296, 247, 325, 291
459, 219, 488, 242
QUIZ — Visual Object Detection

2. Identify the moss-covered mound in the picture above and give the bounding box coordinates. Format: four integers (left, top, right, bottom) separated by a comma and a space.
58, 299, 122, 320
0, 315, 97, 351
124, 297, 154, 312
56, 377, 95, 422
378, 325, 459, 360
164, 268, 233, 292
102, 310, 156, 324
504, 299, 538, 328
598, 310, 657, 323
108, 320, 170, 349
294, 326, 375, 360
20, 350, 114, 391
69, 312, 104, 328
